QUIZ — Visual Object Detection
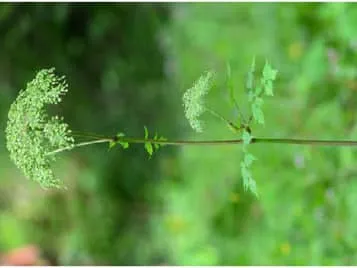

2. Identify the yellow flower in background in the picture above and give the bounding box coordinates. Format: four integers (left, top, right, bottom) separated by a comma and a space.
280, 242, 291, 256
288, 42, 304, 61
165, 215, 187, 234
229, 192, 240, 203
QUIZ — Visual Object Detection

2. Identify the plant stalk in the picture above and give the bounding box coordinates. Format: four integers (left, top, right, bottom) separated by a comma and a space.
47, 136, 357, 156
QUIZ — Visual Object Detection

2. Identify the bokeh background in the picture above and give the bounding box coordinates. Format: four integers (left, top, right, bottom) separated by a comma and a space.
1, 3, 357, 265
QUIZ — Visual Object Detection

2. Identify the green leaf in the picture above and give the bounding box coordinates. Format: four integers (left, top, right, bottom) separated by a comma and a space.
263, 61, 278, 81
144, 126, 149, 139
119, 141, 129, 149
242, 129, 252, 145
252, 97, 264, 125
246, 56, 256, 90
240, 162, 259, 197
246, 73, 254, 91
264, 80, 274, 96
145, 142, 153, 158
109, 141, 116, 150
115, 132, 129, 149
255, 86, 263, 96
143, 126, 153, 157
159, 136, 167, 141
252, 107, 264, 125
244, 153, 256, 166
158, 136, 167, 147
247, 91, 255, 102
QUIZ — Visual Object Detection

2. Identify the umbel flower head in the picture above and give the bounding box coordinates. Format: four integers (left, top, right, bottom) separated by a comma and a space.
5, 68, 74, 189
182, 71, 214, 132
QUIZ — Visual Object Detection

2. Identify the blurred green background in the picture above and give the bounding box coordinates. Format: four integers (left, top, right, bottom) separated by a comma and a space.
1, 2, 357, 265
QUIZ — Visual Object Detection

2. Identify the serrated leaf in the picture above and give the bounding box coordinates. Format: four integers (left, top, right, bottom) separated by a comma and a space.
252, 97, 264, 125
263, 61, 278, 81
240, 162, 259, 197
145, 142, 153, 158
241, 164, 251, 190
263, 80, 274, 96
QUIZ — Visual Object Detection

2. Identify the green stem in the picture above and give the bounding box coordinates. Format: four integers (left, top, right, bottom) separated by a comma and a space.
48, 136, 357, 156
124, 137, 357, 147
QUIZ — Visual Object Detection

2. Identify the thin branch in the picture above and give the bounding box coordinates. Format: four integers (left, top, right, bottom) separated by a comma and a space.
47, 138, 112, 155
205, 106, 241, 133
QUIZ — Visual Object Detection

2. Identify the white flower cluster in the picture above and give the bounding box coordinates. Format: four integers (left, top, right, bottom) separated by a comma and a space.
5, 68, 74, 189
182, 71, 214, 132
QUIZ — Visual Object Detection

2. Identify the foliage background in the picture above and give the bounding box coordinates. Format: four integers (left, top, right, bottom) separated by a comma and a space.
1, 3, 357, 265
